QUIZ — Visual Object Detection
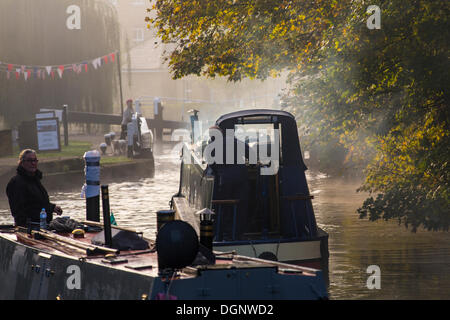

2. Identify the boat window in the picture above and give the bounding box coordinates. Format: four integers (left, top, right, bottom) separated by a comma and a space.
234, 123, 277, 165
234, 123, 275, 145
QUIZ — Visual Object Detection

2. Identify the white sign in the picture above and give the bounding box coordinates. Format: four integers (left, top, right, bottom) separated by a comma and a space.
40, 108, 63, 122
35, 111, 55, 119
36, 118, 60, 151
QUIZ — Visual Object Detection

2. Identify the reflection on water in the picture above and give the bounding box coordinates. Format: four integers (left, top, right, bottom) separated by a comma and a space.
0, 145, 448, 299
308, 172, 450, 300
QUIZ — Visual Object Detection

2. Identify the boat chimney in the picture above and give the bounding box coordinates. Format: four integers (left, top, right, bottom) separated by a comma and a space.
101, 185, 113, 248
156, 210, 175, 233
197, 208, 215, 251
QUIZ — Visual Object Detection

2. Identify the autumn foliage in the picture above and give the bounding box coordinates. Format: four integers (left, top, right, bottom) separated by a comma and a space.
147, 0, 449, 231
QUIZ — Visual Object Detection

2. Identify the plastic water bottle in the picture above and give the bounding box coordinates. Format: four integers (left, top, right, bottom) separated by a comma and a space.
40, 208, 47, 230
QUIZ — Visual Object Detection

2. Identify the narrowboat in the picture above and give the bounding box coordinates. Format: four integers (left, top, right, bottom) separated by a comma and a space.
0, 216, 328, 300
171, 109, 329, 271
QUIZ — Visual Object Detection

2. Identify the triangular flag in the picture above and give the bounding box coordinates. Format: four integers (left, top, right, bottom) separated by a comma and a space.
51, 71, 55, 79
7, 64, 13, 71
57, 65, 64, 78
84, 63, 88, 72
103, 56, 108, 64
21, 65, 25, 73
15, 69, 21, 80
92, 58, 100, 69
109, 53, 115, 63
24, 70, 29, 81
110, 211, 117, 226
46, 66, 52, 75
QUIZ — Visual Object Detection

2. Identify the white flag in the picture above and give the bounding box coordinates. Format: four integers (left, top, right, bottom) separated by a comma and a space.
92, 58, 101, 69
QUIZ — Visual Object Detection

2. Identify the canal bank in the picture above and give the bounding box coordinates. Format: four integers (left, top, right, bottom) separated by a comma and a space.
0, 134, 155, 192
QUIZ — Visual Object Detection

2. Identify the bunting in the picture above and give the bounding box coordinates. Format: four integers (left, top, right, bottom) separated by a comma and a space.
0, 51, 118, 81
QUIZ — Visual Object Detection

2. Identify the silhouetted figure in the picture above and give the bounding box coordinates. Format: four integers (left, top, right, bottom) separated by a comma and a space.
6, 149, 63, 227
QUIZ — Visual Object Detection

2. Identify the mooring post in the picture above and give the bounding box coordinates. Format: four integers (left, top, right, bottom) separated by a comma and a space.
62, 104, 69, 146
83, 150, 100, 222
153, 97, 163, 143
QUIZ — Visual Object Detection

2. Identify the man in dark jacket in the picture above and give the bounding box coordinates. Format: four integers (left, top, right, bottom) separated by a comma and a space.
6, 149, 63, 227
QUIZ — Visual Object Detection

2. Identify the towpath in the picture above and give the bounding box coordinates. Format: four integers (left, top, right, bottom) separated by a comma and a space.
0, 134, 108, 181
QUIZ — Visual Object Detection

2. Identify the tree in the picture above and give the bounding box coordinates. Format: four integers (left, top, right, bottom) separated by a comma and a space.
147, 0, 449, 231
147, 0, 350, 80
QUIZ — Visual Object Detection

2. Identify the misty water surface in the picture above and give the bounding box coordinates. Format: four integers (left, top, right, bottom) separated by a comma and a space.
0, 145, 448, 299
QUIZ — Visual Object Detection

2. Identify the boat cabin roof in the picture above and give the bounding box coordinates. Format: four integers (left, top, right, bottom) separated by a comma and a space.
214, 109, 305, 168
216, 109, 295, 128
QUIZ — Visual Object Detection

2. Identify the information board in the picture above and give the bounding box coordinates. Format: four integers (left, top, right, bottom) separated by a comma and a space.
36, 118, 60, 152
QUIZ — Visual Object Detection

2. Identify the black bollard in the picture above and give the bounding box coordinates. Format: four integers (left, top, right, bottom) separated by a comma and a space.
101, 185, 112, 248
86, 196, 100, 222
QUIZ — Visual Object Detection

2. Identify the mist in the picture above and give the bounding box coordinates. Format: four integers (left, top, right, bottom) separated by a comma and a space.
0, 0, 120, 129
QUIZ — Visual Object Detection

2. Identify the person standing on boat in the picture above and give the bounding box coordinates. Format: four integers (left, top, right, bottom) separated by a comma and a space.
205, 126, 251, 240
6, 149, 63, 227
120, 99, 135, 140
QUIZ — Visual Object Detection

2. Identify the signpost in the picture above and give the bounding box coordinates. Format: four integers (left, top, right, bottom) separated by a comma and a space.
36, 117, 61, 152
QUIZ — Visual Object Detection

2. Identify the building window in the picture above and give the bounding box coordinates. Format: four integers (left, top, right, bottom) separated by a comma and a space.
131, 0, 145, 5
133, 28, 144, 42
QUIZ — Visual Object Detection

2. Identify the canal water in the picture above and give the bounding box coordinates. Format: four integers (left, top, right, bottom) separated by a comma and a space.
0, 144, 448, 300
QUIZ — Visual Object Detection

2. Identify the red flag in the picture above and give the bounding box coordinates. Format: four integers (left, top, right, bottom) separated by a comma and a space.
103, 56, 108, 64
110, 53, 115, 63
84, 63, 88, 72
57, 65, 64, 78
7, 64, 13, 72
